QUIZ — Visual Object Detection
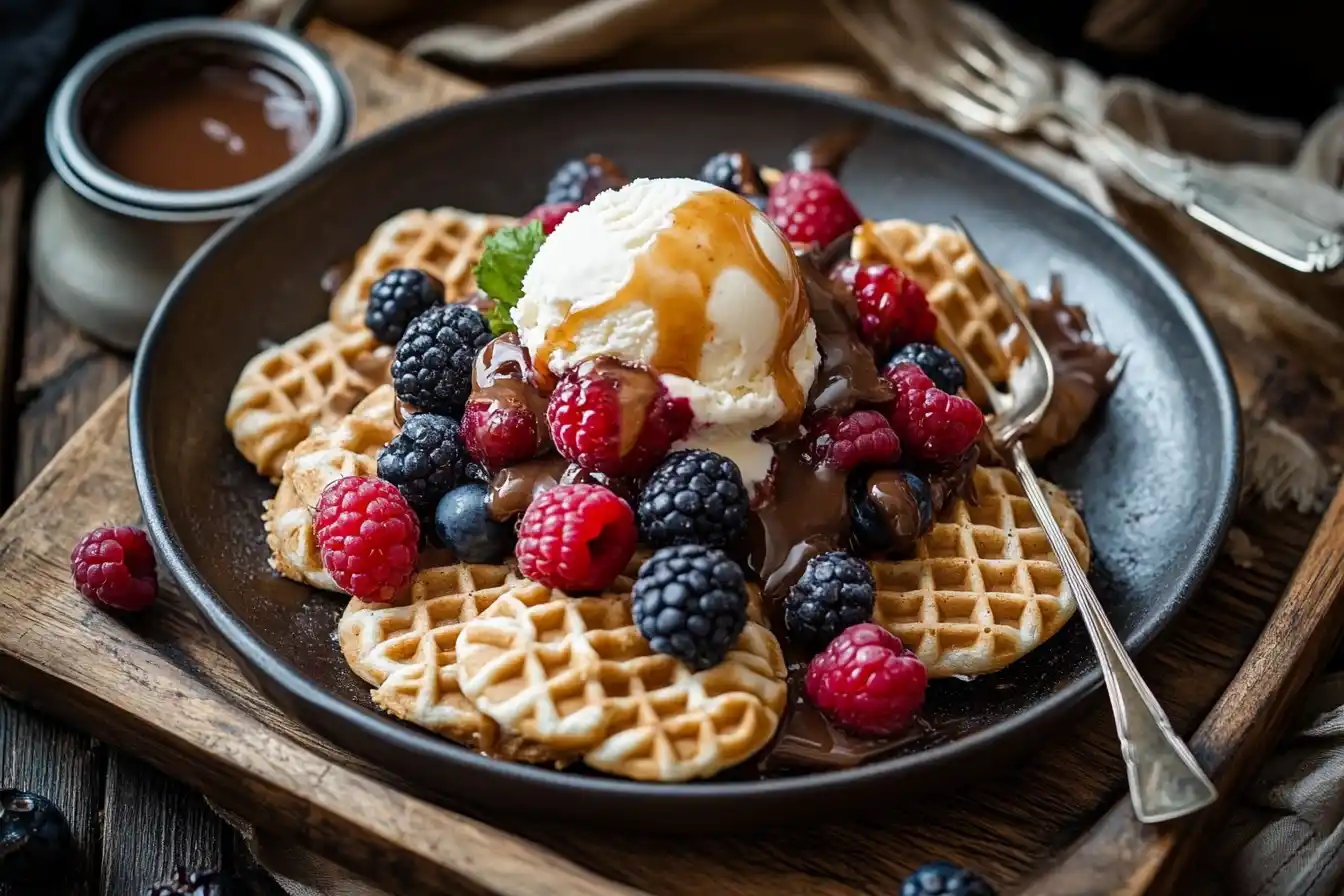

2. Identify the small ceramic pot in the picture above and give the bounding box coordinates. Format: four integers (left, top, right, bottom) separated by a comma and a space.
34, 16, 354, 350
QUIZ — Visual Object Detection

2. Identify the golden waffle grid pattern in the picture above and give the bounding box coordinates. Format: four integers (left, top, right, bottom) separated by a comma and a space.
225, 321, 392, 479
264, 385, 398, 591
339, 563, 554, 759
853, 219, 1030, 386
328, 206, 517, 332
455, 586, 788, 782
871, 466, 1090, 678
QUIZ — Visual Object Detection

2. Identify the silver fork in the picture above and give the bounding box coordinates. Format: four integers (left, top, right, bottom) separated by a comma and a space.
951, 215, 1219, 824
824, 0, 1344, 274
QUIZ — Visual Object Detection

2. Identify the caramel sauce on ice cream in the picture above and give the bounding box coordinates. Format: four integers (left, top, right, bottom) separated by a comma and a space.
534, 188, 812, 428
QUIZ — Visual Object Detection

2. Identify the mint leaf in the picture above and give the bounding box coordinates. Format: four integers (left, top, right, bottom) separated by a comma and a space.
473, 220, 545, 335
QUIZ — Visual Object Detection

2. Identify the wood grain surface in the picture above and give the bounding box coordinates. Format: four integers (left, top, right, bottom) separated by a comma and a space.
2, 11, 1343, 896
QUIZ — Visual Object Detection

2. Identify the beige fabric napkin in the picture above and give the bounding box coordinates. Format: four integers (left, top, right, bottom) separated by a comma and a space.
225, 2, 1344, 894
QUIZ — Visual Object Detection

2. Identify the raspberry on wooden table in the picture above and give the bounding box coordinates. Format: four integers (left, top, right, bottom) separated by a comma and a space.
70, 526, 158, 612
766, 169, 861, 247
852, 263, 937, 354
807, 410, 901, 470
314, 477, 420, 602
546, 359, 692, 478
806, 623, 927, 736
885, 362, 984, 463
515, 483, 636, 592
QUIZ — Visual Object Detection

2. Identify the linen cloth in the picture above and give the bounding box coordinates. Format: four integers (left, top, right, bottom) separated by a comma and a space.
228, 1, 1344, 893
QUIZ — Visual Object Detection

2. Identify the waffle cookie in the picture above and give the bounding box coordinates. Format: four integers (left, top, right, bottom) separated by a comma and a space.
226, 321, 393, 479
456, 585, 787, 782
870, 465, 1089, 678
264, 385, 398, 591
341, 557, 787, 781
328, 206, 517, 332
852, 219, 1030, 391
339, 562, 558, 762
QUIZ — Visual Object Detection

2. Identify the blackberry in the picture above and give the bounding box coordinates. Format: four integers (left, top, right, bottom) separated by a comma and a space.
637, 450, 749, 549
0, 790, 71, 888
632, 544, 749, 670
391, 304, 491, 415
901, 862, 996, 896
886, 343, 966, 395
364, 268, 444, 346
148, 867, 241, 896
377, 413, 465, 514
544, 153, 627, 205
698, 151, 766, 198
784, 552, 875, 650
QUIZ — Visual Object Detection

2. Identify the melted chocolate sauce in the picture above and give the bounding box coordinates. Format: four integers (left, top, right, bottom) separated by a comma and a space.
746, 439, 849, 606
763, 661, 936, 771
486, 455, 569, 521
800, 253, 894, 415
1003, 275, 1120, 458
788, 125, 868, 174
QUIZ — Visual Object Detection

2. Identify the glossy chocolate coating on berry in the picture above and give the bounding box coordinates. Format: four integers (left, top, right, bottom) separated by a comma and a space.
468, 332, 550, 452
798, 252, 893, 415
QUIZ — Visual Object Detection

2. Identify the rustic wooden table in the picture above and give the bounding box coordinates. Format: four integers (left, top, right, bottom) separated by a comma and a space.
0, 154, 274, 894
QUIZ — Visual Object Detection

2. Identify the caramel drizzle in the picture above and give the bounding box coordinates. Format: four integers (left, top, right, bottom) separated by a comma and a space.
535, 189, 811, 427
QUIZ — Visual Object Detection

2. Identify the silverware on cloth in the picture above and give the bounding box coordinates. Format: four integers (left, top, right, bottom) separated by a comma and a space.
827, 0, 1344, 274
951, 215, 1219, 824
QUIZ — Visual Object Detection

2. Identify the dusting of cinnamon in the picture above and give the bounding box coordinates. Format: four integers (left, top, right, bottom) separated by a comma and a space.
535, 189, 811, 427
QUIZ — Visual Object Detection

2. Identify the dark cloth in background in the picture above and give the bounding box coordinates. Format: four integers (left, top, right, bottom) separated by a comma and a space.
0, 0, 229, 142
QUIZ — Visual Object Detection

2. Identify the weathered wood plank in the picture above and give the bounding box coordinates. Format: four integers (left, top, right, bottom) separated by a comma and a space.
0, 706, 102, 896
99, 755, 226, 896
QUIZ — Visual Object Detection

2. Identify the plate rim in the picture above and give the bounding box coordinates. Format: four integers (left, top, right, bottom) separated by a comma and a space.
129, 69, 1241, 807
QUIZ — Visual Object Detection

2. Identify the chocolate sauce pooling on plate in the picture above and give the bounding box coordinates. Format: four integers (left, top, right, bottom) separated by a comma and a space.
1002, 275, 1120, 457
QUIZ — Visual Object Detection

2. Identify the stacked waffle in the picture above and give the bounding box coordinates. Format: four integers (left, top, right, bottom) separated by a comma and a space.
225, 202, 1098, 782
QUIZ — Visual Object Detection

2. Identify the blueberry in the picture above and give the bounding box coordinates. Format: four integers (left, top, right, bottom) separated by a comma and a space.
0, 789, 71, 887
434, 483, 514, 563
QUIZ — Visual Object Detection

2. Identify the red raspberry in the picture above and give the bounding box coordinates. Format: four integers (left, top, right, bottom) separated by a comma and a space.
516, 484, 636, 591
70, 526, 158, 611
546, 359, 693, 477
766, 170, 861, 247
852, 263, 937, 352
808, 410, 901, 470
314, 477, 420, 602
520, 202, 580, 235
461, 400, 542, 472
885, 362, 984, 462
806, 623, 927, 736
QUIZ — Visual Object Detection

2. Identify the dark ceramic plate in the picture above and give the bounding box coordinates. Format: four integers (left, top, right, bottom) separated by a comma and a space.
131, 73, 1239, 830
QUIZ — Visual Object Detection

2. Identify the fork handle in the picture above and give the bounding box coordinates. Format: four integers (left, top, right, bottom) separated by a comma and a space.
1007, 442, 1218, 824
1179, 166, 1344, 274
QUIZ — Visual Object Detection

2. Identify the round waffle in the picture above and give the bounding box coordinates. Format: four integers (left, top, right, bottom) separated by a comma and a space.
338, 562, 559, 763
328, 206, 517, 332
455, 585, 787, 782
870, 466, 1090, 678
263, 385, 399, 591
225, 321, 392, 479
852, 219, 1030, 400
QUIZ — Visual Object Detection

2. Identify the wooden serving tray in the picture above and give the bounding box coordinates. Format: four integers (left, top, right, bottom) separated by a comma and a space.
4, 16, 1344, 896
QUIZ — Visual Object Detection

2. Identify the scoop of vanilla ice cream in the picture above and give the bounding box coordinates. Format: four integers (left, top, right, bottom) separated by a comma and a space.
513, 178, 819, 488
